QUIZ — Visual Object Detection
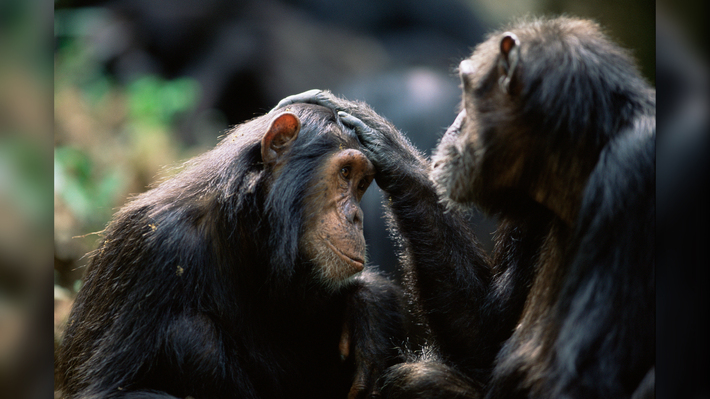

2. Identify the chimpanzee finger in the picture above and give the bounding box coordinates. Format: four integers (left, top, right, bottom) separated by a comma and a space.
270, 89, 337, 112
337, 111, 379, 144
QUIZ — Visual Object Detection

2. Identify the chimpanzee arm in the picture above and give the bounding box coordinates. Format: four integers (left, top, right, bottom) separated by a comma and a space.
274, 90, 497, 370
342, 271, 406, 399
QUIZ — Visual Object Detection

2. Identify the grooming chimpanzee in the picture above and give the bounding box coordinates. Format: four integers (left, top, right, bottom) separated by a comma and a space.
275, 16, 655, 399
55, 104, 405, 398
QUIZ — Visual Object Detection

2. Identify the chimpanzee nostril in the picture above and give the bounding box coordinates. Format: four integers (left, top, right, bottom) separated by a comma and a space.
346, 203, 363, 226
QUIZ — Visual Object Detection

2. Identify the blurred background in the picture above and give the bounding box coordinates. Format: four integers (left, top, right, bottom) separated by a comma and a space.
51, 0, 655, 293
50, 0, 655, 311
6, 0, 708, 397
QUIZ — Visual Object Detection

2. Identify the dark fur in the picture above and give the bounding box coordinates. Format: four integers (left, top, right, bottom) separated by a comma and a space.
55, 104, 405, 399
426, 16, 654, 399
278, 15, 655, 399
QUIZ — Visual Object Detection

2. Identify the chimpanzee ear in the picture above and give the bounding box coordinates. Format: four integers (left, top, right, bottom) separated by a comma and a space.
261, 112, 301, 166
499, 32, 521, 93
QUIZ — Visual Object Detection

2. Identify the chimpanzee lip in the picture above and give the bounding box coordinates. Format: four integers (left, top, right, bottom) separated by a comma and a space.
324, 239, 364, 272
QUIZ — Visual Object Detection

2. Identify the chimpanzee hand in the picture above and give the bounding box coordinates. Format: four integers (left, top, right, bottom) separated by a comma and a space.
337, 111, 424, 187
271, 89, 339, 112
272, 90, 428, 192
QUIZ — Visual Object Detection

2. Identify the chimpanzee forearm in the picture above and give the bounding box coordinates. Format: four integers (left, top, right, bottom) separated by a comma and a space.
383, 169, 496, 367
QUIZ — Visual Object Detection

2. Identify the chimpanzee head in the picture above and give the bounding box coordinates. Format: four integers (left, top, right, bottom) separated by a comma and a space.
258, 105, 374, 291
431, 17, 651, 223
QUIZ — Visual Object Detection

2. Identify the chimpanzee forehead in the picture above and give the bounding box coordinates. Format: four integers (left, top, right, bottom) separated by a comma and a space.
300, 121, 361, 153
336, 123, 360, 148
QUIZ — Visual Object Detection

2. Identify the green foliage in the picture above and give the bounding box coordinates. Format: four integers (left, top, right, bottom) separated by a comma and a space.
127, 75, 200, 128
53, 7, 203, 282
54, 145, 125, 224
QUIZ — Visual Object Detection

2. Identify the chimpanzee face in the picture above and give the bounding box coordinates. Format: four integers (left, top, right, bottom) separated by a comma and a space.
261, 111, 374, 291
299, 148, 374, 289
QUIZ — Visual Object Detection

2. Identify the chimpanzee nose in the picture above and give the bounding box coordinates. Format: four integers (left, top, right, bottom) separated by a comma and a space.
346, 202, 363, 227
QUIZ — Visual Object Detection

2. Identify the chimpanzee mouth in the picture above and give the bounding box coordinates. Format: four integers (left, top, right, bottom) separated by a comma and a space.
324, 239, 364, 272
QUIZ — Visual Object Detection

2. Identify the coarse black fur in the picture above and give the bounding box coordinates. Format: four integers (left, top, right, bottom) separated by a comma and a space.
426, 16, 654, 399
275, 15, 655, 399
55, 104, 405, 399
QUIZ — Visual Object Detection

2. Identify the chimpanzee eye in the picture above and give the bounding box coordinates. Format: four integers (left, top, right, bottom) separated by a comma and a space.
340, 167, 351, 179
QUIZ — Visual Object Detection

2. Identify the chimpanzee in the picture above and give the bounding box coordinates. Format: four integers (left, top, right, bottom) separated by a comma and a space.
274, 15, 655, 399
55, 104, 406, 398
